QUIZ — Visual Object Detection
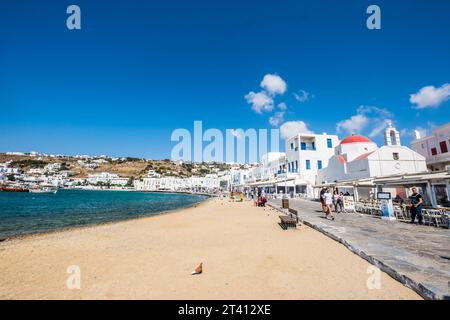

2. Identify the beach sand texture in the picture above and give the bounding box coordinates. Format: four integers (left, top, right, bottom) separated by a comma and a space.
0, 198, 421, 300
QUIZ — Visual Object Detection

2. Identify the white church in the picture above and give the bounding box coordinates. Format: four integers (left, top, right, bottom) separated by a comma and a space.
317, 123, 428, 184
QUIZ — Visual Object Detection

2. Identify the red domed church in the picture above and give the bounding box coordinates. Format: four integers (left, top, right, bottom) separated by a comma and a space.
317, 123, 427, 185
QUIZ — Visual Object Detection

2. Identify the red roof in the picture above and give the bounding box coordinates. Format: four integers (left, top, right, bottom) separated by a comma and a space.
340, 134, 372, 145
336, 154, 346, 164
353, 151, 375, 161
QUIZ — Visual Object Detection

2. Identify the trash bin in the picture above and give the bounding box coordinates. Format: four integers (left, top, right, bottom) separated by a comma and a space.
282, 198, 289, 209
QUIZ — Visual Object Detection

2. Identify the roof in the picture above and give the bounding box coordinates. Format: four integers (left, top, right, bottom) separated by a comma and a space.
340, 134, 373, 145
336, 154, 346, 165
353, 151, 375, 161
373, 170, 449, 185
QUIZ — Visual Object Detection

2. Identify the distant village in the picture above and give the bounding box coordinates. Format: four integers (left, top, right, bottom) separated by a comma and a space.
0, 152, 254, 194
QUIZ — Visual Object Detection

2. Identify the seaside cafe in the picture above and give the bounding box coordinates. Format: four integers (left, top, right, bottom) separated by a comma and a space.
315, 170, 450, 208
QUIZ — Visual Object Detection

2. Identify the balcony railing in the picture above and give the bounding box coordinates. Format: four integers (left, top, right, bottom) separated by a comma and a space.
278, 169, 299, 174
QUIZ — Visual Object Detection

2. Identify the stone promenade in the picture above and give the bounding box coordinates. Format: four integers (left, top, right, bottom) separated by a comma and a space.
269, 198, 450, 300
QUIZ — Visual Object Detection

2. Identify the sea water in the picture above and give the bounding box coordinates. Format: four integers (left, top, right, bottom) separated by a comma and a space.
0, 189, 207, 238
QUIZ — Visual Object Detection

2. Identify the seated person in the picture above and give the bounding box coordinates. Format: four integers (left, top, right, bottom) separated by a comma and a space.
258, 196, 267, 207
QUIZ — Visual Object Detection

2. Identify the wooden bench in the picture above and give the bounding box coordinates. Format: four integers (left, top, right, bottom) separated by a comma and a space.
279, 208, 299, 229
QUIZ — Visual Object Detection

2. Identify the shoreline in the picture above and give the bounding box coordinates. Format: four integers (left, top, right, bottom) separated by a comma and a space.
0, 197, 421, 300
0, 195, 212, 243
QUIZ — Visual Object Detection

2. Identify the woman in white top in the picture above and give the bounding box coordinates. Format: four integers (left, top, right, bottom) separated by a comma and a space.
323, 189, 335, 220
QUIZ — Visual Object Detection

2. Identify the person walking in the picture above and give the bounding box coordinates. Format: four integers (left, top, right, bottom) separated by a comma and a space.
337, 192, 345, 213
410, 187, 424, 225
332, 190, 340, 213
323, 188, 335, 220
320, 187, 327, 213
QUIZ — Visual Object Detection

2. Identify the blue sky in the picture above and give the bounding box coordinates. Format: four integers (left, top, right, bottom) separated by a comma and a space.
0, 0, 449, 160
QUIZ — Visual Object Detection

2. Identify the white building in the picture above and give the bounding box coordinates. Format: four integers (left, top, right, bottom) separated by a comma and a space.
134, 174, 220, 192
317, 124, 428, 185
0, 166, 21, 174
147, 170, 161, 178
230, 168, 250, 189
44, 163, 62, 173
283, 133, 340, 195
28, 168, 45, 175
235, 133, 339, 197
87, 172, 129, 186
411, 122, 450, 171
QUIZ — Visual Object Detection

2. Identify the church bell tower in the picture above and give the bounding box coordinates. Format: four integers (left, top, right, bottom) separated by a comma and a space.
384, 121, 401, 146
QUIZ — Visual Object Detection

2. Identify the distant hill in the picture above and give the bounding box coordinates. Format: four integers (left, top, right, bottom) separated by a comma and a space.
0, 153, 231, 179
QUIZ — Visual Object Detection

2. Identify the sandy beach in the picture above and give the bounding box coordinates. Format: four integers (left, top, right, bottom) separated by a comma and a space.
0, 197, 421, 300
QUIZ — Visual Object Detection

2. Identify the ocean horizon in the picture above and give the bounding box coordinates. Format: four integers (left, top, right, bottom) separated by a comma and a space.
0, 189, 208, 239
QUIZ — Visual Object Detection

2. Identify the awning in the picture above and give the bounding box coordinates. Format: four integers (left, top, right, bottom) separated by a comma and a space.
245, 177, 296, 187
374, 171, 450, 185
314, 178, 374, 188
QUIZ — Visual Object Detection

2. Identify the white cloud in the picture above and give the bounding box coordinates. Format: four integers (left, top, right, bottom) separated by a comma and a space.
400, 122, 436, 140
293, 90, 312, 103
336, 105, 394, 137
260, 74, 287, 95
410, 83, 450, 109
336, 114, 368, 135
280, 121, 313, 139
244, 91, 274, 113
269, 112, 285, 127
278, 102, 287, 110
413, 127, 428, 139
368, 119, 392, 138
357, 105, 392, 118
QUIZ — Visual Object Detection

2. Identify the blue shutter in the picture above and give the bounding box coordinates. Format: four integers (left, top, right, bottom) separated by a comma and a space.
327, 139, 332, 148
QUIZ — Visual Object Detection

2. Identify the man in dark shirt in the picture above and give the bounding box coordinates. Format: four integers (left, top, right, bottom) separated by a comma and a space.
410, 187, 424, 225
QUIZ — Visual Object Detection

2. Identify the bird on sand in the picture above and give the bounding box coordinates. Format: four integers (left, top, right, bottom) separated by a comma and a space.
191, 263, 203, 275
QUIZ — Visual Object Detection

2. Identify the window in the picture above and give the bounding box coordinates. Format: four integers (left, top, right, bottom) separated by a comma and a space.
318, 160, 322, 170
301, 142, 306, 150
327, 138, 332, 148
295, 161, 298, 171
290, 143, 294, 150
311, 142, 316, 150
306, 160, 311, 170
439, 141, 448, 153
393, 153, 399, 160
431, 148, 437, 156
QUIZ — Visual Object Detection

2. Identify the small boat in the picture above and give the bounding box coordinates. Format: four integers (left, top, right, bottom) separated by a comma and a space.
29, 187, 58, 194
0, 187, 29, 192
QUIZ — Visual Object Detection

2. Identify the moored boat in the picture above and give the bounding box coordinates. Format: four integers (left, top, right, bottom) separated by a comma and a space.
29, 186, 58, 194
0, 187, 29, 192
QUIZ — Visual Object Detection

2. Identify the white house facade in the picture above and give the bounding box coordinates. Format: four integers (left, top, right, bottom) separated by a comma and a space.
410, 122, 450, 171
87, 172, 129, 186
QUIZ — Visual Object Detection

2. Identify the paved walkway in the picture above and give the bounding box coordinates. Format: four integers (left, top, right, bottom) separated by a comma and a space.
269, 198, 450, 300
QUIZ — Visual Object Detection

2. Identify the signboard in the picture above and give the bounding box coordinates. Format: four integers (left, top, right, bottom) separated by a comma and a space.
343, 196, 355, 213
378, 192, 396, 220
377, 192, 391, 200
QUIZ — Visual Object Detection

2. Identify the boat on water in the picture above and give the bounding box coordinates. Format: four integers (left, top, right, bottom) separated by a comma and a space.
29, 186, 58, 194
0, 186, 29, 192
